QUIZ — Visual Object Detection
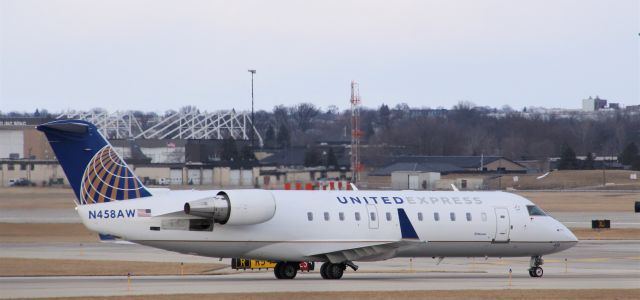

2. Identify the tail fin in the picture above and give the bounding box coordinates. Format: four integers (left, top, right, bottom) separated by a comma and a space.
37, 120, 151, 205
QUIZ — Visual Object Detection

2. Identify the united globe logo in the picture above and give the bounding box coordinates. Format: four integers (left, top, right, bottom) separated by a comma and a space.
79, 146, 148, 204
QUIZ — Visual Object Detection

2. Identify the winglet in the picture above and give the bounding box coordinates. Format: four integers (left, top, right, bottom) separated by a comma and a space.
397, 208, 419, 240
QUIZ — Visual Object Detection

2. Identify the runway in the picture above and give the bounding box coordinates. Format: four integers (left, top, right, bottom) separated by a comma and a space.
2, 272, 639, 299
1, 240, 639, 298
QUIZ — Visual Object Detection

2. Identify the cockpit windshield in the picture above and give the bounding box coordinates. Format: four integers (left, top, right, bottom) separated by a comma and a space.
527, 205, 547, 216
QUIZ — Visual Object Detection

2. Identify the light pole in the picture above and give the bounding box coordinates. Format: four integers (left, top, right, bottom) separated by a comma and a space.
248, 69, 256, 150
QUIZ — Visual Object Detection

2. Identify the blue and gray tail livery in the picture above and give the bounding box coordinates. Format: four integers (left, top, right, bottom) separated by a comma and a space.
37, 120, 151, 205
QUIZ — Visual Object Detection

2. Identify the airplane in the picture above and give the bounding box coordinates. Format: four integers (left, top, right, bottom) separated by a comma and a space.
37, 119, 578, 280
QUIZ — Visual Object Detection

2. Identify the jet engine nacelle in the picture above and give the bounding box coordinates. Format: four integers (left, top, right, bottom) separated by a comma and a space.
184, 189, 276, 225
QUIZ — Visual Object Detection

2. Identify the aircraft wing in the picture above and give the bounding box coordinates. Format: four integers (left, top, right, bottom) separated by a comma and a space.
307, 239, 424, 262
306, 208, 425, 262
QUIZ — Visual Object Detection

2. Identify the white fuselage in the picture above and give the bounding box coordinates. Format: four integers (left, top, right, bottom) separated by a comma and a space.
77, 189, 578, 262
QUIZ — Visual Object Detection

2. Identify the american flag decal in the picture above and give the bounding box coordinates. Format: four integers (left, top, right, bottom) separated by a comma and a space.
137, 209, 152, 217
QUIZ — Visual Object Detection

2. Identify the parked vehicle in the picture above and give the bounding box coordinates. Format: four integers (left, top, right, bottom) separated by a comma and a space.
9, 178, 36, 187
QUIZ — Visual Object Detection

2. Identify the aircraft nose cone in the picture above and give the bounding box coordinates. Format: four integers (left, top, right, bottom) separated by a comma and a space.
557, 220, 579, 244
565, 227, 579, 243
553, 218, 579, 244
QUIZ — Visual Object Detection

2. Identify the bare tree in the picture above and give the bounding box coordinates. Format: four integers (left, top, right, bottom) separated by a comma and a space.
290, 103, 319, 132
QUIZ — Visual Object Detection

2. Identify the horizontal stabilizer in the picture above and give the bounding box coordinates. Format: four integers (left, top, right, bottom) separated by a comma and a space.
98, 233, 133, 244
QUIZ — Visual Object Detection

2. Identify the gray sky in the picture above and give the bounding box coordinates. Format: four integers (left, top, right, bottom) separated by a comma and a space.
1, 0, 638, 113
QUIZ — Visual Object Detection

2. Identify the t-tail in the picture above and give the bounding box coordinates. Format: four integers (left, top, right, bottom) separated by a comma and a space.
37, 120, 151, 205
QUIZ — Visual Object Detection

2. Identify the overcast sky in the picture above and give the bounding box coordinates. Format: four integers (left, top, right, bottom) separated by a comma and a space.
1, 0, 638, 113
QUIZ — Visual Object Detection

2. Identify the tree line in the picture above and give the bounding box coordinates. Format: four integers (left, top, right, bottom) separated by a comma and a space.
4, 102, 640, 170
250, 102, 639, 169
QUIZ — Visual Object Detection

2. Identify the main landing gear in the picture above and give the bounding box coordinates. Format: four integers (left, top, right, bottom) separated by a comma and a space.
320, 261, 358, 280
274, 262, 298, 279
528, 256, 544, 278
273, 261, 358, 280
320, 262, 345, 279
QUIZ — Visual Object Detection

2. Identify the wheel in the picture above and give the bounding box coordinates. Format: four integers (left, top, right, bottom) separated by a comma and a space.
327, 263, 345, 279
533, 267, 543, 278
320, 262, 330, 279
274, 262, 284, 279
281, 263, 298, 279
528, 269, 535, 277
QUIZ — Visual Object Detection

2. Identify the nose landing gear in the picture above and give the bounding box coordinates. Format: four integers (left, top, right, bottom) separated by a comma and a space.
528, 256, 544, 278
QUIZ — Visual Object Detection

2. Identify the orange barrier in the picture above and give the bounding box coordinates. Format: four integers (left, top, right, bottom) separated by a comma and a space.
284, 182, 291, 190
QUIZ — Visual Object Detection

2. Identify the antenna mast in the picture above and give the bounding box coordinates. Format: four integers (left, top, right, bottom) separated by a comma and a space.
350, 81, 363, 184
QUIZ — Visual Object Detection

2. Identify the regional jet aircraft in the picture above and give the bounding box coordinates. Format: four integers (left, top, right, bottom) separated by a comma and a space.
37, 120, 578, 280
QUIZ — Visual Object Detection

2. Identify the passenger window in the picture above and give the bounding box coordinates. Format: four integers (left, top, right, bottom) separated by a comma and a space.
386, 212, 392, 221
339, 212, 345, 221
370, 212, 376, 221
450, 212, 456, 221
481, 212, 487, 222
307, 212, 313, 221
466, 212, 472, 221
324, 212, 330, 221
418, 212, 423, 221
434, 212, 440, 221
355, 212, 361, 221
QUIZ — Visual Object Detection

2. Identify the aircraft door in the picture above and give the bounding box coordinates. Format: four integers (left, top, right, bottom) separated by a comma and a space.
366, 204, 379, 229
494, 207, 510, 242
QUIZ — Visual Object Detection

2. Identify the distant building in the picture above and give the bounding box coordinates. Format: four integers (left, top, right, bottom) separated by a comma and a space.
582, 96, 607, 111
374, 156, 527, 173
0, 120, 55, 160
626, 104, 640, 111
367, 156, 526, 189
548, 155, 623, 170
258, 145, 350, 169
391, 171, 440, 190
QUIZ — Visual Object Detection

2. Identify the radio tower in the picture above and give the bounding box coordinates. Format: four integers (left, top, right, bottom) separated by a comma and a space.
350, 81, 363, 184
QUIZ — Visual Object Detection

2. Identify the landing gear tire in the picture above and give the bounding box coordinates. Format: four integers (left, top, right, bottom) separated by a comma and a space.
327, 263, 345, 279
528, 256, 544, 278
320, 262, 330, 279
274, 263, 282, 279
529, 267, 543, 278
320, 262, 345, 279
274, 262, 284, 279
274, 262, 298, 279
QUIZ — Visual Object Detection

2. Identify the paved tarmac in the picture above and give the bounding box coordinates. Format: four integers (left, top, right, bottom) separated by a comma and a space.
550, 212, 640, 228
2, 272, 639, 299
1, 240, 639, 298
0, 208, 79, 223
